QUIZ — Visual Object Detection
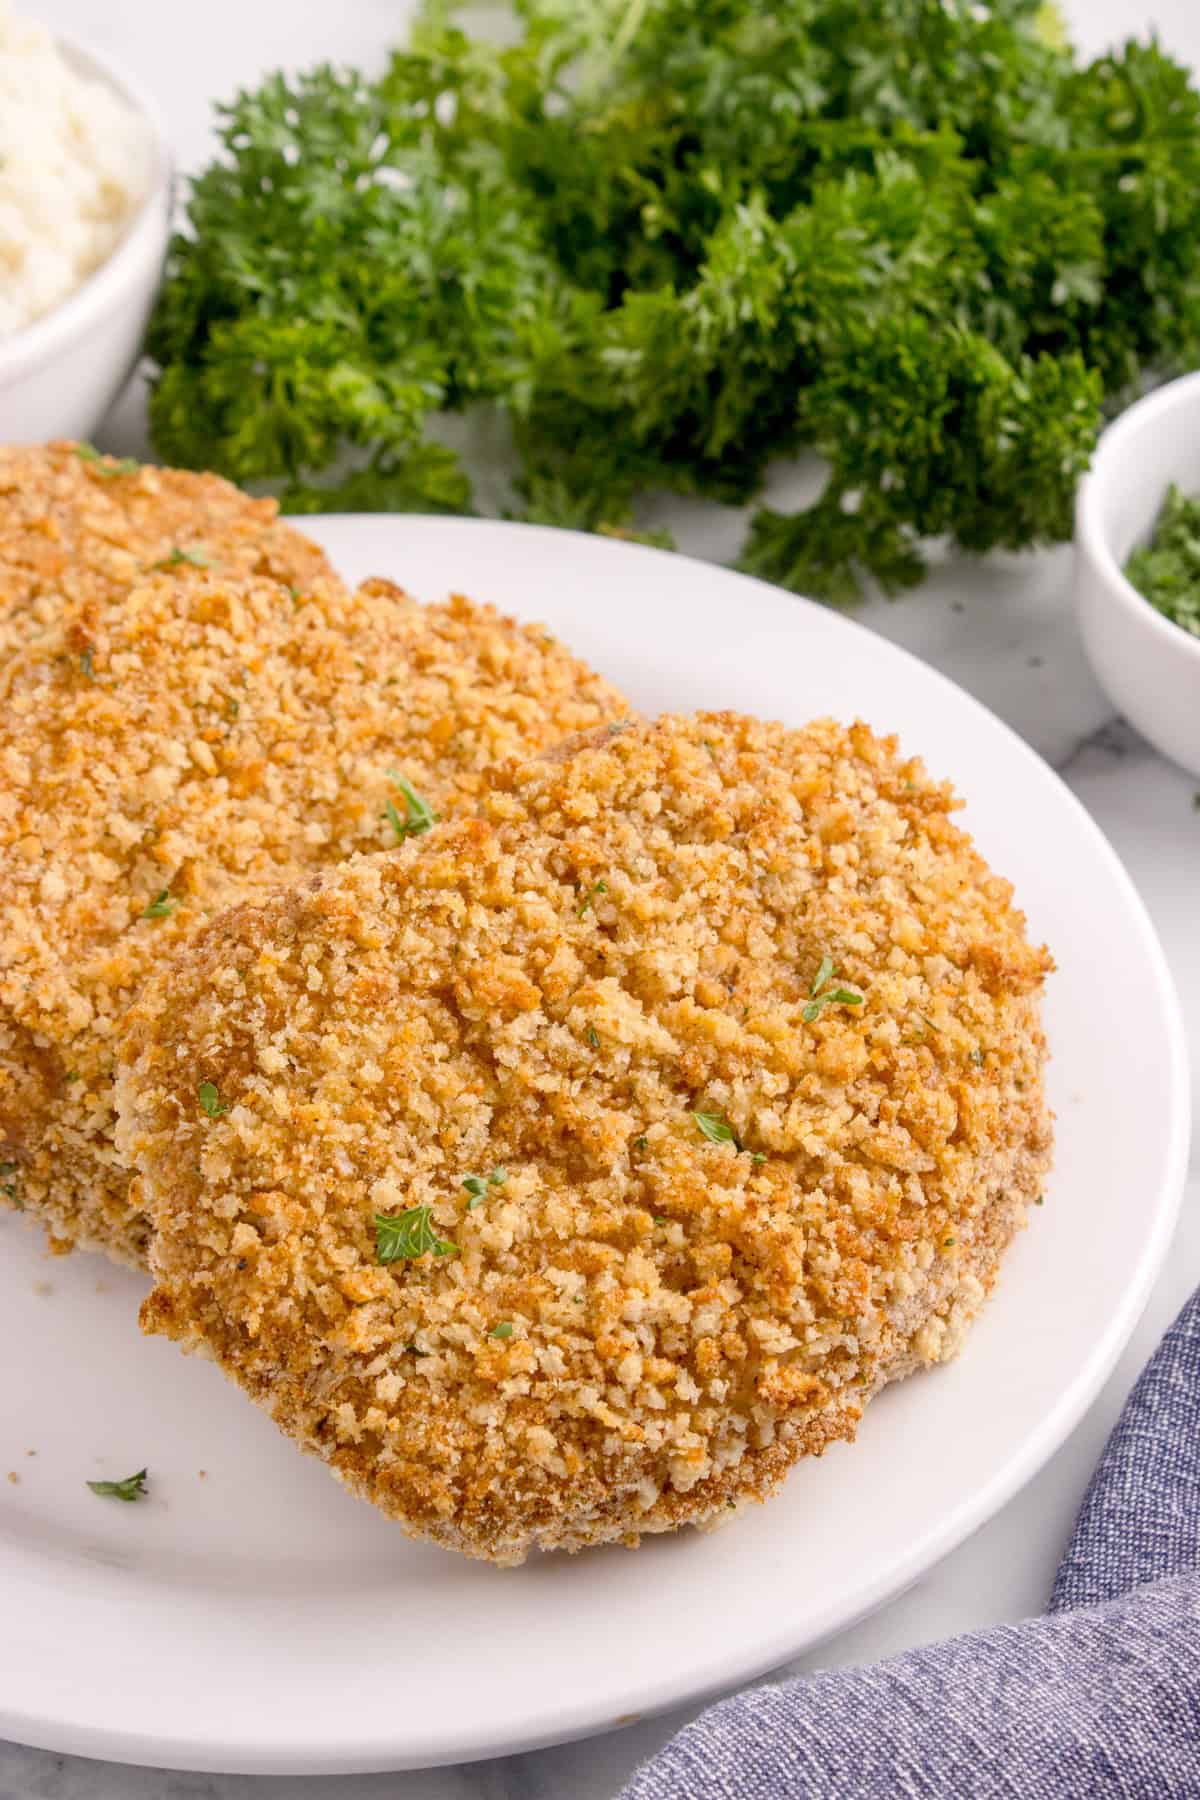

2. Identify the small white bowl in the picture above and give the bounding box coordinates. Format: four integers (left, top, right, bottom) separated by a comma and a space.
1075, 372, 1200, 778
0, 34, 171, 445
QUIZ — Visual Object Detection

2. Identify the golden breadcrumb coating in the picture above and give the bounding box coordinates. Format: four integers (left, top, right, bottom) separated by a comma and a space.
0, 442, 338, 654
118, 715, 1052, 1563
0, 566, 627, 1265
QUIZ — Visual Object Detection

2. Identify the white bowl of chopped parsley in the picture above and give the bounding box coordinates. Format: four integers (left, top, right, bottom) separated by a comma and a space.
1075, 371, 1200, 778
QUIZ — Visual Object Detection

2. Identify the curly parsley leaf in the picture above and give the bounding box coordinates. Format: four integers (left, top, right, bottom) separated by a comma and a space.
146, 6, 1200, 599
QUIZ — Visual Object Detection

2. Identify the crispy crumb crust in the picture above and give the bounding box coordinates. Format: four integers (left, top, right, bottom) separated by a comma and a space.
119, 715, 1052, 1562
0, 442, 338, 654
0, 559, 627, 1264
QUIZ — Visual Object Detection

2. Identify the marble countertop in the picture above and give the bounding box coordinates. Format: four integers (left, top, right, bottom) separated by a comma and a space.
3, 2, 1198, 1796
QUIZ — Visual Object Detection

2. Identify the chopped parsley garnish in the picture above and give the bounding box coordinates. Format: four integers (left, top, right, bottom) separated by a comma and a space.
87, 1468, 148, 1502
385, 771, 437, 842
0, 1160, 18, 1206
75, 443, 140, 477
141, 890, 179, 920
802, 956, 863, 1023
79, 647, 95, 680
585, 1025, 600, 1050
152, 546, 215, 571
634, 1135, 648, 1151
462, 1167, 507, 1209
374, 1204, 459, 1262
577, 879, 608, 917
1125, 485, 1200, 640
197, 1080, 228, 1118
489, 1321, 514, 1340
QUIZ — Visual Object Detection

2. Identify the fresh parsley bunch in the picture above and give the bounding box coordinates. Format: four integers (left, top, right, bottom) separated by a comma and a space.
148, 1, 1200, 600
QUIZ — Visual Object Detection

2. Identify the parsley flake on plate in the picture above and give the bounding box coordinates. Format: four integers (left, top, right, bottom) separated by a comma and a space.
87, 1468, 148, 1502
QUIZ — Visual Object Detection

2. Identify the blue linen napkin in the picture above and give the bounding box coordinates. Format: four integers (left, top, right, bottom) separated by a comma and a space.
620, 1291, 1200, 1798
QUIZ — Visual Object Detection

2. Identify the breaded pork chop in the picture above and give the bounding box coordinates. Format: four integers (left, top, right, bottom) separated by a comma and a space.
117, 716, 1052, 1563
0, 570, 627, 1265
0, 442, 337, 651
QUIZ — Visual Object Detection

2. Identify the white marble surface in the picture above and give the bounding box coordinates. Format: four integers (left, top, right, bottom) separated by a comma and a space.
3, 1, 1198, 1795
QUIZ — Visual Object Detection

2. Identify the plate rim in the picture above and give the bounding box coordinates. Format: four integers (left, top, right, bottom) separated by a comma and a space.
0, 514, 1190, 1775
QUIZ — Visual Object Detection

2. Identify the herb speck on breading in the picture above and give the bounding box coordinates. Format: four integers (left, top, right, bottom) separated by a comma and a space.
141, 890, 179, 920
197, 1080, 228, 1118
802, 956, 863, 1024
577, 879, 608, 917
375, 1205, 459, 1262
75, 443, 140, 477
462, 1167, 507, 1209
152, 545, 216, 572
384, 771, 437, 842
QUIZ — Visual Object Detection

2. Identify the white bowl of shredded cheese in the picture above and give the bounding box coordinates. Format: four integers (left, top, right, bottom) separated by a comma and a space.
0, 1, 170, 443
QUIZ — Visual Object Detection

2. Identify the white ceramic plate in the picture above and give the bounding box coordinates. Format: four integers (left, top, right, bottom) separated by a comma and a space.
0, 518, 1189, 1775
